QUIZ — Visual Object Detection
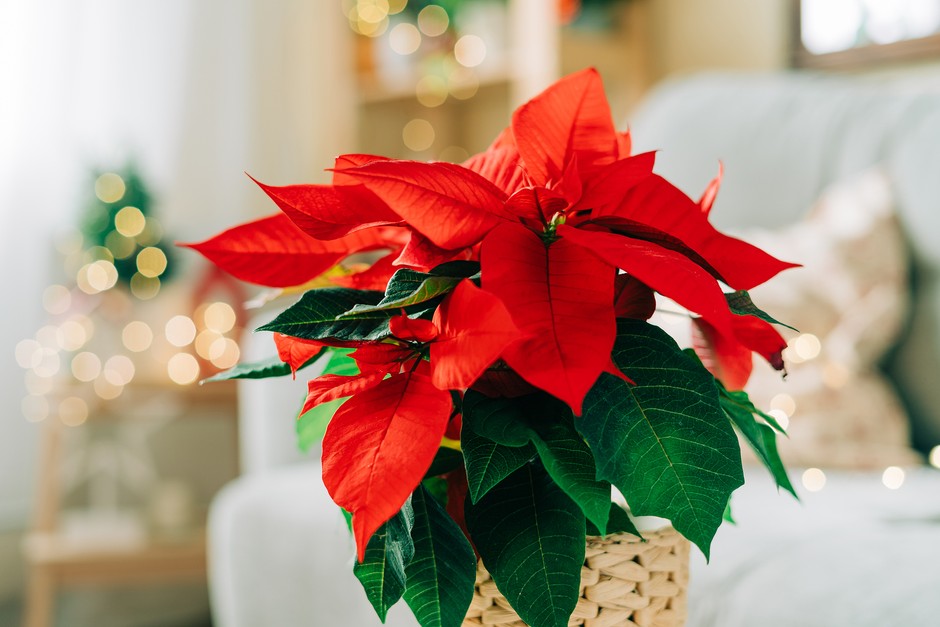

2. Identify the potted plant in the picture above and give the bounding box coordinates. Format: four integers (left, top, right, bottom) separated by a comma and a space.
187, 68, 797, 627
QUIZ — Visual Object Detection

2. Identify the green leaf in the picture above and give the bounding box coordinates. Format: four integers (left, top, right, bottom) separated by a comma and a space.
725, 290, 798, 332
296, 348, 359, 453
422, 477, 449, 505
202, 356, 292, 383
425, 448, 464, 479
723, 500, 736, 525
461, 423, 535, 503
579, 320, 744, 559
258, 288, 391, 341
720, 387, 798, 499
340, 266, 477, 319
585, 502, 640, 537
354, 500, 416, 622
461, 391, 535, 447
533, 414, 610, 535
296, 398, 343, 453
465, 463, 585, 627
404, 486, 476, 627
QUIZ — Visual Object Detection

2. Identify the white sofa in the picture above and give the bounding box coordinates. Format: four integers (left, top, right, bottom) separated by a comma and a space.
209, 72, 940, 627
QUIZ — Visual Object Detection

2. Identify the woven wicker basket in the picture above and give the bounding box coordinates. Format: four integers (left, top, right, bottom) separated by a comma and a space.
463, 527, 690, 627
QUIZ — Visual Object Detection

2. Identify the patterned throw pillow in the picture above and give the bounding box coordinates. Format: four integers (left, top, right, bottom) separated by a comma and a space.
742, 169, 921, 469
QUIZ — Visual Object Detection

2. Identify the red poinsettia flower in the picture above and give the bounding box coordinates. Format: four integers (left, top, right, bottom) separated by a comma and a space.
188, 69, 798, 564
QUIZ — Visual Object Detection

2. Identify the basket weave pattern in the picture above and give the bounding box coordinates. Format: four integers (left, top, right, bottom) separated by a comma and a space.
462, 527, 690, 627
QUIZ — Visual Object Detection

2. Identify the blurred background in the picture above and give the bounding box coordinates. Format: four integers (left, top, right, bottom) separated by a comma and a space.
3, 1, 940, 626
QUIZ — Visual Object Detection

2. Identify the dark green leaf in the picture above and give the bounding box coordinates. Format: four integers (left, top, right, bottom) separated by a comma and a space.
202, 356, 292, 383
462, 423, 535, 503
725, 291, 797, 332
354, 500, 415, 622
429, 260, 480, 277
579, 320, 744, 560
404, 486, 476, 627
340, 269, 464, 318
529, 414, 612, 536
422, 477, 449, 505
585, 502, 640, 537
461, 391, 535, 447
258, 288, 390, 341
465, 463, 585, 627
720, 388, 797, 498
425, 448, 464, 479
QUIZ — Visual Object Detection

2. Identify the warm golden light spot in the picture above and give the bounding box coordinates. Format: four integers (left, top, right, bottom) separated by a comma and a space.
59, 396, 89, 427
168, 353, 200, 385
438, 146, 470, 163
130, 273, 161, 300
389, 22, 421, 55
84, 246, 115, 264
71, 352, 101, 382
195, 330, 222, 360
43, 285, 71, 315
792, 333, 822, 361
454, 35, 486, 67
770, 393, 796, 417
204, 302, 237, 333
115, 206, 146, 237
76, 264, 99, 295
104, 355, 135, 386
122, 321, 153, 352
166, 315, 197, 347
930, 446, 940, 469
417, 5, 449, 36
802, 468, 826, 492
86, 260, 118, 292
15, 339, 43, 369
94, 376, 123, 400
209, 337, 240, 370
136, 246, 168, 278
357, 0, 389, 24
387, 0, 406, 13
36, 325, 60, 348
94, 173, 126, 203
767, 409, 790, 431
416, 75, 448, 107
22, 396, 50, 423
403, 118, 435, 152
105, 230, 137, 259
882, 466, 905, 490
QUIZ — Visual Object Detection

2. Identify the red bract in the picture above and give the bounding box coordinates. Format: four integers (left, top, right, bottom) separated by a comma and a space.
188, 68, 798, 566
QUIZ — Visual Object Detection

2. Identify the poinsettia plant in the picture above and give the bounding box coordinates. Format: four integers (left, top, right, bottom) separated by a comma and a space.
187, 69, 798, 627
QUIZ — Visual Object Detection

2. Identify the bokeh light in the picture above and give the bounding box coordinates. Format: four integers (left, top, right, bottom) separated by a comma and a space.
209, 337, 241, 370
402, 118, 435, 151
42, 285, 71, 315
416, 75, 448, 107
166, 315, 197, 347
882, 466, 905, 490
94, 173, 126, 203
930, 445, 940, 469
15, 339, 43, 369
136, 246, 168, 278
103, 355, 135, 386
454, 35, 487, 67
389, 22, 421, 55
122, 321, 153, 352
59, 396, 89, 427
203, 302, 237, 334
417, 5, 449, 36
802, 467, 826, 492
71, 352, 102, 382
130, 273, 161, 300
168, 353, 200, 385
114, 206, 146, 237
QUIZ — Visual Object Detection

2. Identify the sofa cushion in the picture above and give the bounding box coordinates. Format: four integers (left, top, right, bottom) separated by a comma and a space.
630, 72, 940, 453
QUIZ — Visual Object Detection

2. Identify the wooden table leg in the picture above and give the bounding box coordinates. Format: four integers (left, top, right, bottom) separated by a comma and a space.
22, 566, 55, 627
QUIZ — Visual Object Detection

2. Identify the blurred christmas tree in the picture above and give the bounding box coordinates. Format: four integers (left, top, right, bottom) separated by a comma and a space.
78, 164, 175, 299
